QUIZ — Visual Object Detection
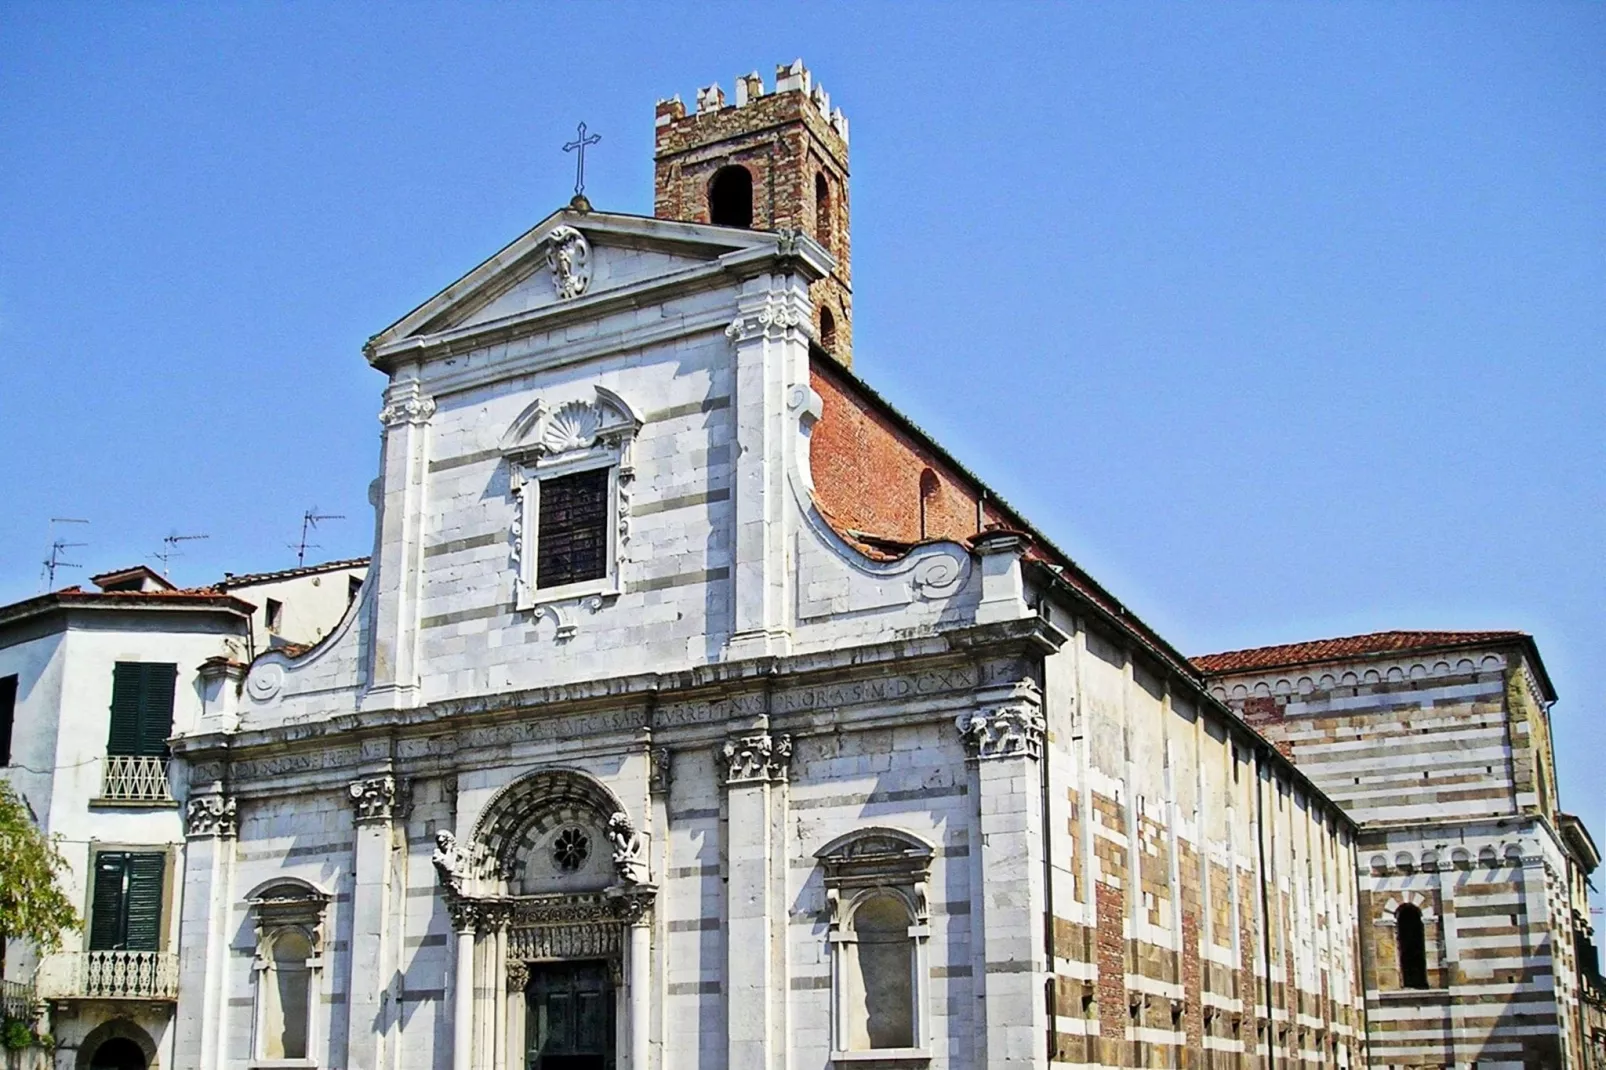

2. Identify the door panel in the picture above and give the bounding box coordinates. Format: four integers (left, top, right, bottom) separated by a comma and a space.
526, 961, 613, 1070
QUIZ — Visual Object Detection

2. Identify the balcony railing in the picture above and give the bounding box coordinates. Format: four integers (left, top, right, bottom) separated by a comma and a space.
100, 755, 173, 803
35, 951, 179, 1001
1, 978, 36, 1019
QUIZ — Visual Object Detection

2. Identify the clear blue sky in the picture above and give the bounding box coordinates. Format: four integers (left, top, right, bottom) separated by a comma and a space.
2, 6, 1601, 845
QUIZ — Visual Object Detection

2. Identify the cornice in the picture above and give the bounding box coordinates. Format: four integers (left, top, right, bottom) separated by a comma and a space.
171, 617, 1061, 763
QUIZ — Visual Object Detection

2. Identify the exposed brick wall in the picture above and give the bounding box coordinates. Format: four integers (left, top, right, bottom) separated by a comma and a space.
809, 357, 1009, 552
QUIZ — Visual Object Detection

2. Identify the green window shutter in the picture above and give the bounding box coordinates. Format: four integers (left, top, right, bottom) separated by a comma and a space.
107, 663, 177, 757
123, 853, 166, 951
137, 664, 177, 757
89, 853, 128, 950
107, 665, 143, 756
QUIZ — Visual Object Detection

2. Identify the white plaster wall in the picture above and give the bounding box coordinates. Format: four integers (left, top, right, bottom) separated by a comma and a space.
229, 564, 368, 653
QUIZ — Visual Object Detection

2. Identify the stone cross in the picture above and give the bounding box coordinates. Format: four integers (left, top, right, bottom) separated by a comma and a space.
563, 122, 601, 197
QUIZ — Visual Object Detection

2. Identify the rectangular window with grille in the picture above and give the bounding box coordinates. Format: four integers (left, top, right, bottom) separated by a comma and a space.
536, 468, 610, 589
89, 851, 166, 951
106, 662, 177, 758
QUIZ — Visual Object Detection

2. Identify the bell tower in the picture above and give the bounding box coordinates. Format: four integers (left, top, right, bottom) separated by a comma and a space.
654, 60, 853, 366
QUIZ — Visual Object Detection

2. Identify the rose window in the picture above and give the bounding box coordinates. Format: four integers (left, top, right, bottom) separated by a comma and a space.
552, 827, 590, 872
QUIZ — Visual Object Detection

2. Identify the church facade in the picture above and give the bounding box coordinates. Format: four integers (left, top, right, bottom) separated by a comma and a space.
164, 61, 1372, 1070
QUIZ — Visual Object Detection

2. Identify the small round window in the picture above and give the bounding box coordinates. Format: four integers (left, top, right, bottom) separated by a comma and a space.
552, 828, 590, 872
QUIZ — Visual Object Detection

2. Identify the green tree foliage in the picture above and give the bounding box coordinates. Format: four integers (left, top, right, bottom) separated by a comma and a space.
0, 783, 79, 952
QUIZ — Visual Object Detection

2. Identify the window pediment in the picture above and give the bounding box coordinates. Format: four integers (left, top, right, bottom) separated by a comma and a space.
500, 387, 643, 466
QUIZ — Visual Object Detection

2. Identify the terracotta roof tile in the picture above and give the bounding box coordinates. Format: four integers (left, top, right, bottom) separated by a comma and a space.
1191, 630, 1529, 675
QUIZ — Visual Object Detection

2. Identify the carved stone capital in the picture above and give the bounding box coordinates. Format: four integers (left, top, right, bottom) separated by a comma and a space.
446, 896, 481, 933
956, 705, 1045, 760
378, 387, 436, 428
506, 960, 530, 992
607, 885, 657, 926
723, 732, 792, 785
725, 294, 808, 343
185, 793, 237, 839
348, 775, 399, 823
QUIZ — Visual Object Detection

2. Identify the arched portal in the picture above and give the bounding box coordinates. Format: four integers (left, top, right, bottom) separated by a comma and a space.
75, 1020, 157, 1070
89, 1038, 146, 1070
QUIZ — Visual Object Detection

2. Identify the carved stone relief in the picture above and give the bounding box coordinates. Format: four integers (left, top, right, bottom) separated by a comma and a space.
546, 225, 592, 300
348, 775, 400, 823
956, 706, 1045, 760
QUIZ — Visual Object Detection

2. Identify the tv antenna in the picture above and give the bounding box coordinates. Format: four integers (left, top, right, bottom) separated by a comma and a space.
41, 518, 90, 589
153, 532, 209, 577
291, 507, 344, 567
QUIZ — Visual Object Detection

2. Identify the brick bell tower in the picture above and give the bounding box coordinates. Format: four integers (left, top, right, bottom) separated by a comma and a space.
654, 60, 853, 366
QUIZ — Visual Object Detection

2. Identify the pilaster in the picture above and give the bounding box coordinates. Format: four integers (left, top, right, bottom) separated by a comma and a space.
722, 728, 792, 1070
960, 665, 1049, 1068
365, 370, 434, 710
345, 774, 401, 1070
176, 785, 236, 1070
723, 275, 812, 660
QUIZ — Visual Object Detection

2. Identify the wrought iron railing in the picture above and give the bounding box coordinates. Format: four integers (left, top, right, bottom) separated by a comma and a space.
100, 755, 173, 802
0, 978, 35, 1019
76, 951, 178, 999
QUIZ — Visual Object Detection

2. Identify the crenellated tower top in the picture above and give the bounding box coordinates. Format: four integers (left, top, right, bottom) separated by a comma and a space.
654, 60, 853, 366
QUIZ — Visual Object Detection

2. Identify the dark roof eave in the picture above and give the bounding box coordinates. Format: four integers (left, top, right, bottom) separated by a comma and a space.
0, 591, 255, 632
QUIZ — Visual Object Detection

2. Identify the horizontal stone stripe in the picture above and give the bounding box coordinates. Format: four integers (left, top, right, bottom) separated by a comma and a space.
424, 531, 503, 558
626, 566, 729, 594
405, 933, 450, 948
429, 447, 502, 473
933, 964, 973, 978
401, 988, 445, 1001
790, 782, 968, 811
789, 974, 830, 990
421, 602, 509, 629
633, 487, 731, 517
645, 395, 731, 422
668, 863, 721, 878
667, 980, 721, 995
670, 807, 720, 822
668, 917, 721, 932
236, 840, 350, 863
986, 959, 1034, 973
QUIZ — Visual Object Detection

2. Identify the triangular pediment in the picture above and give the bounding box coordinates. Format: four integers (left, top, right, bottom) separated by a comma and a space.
366, 208, 800, 361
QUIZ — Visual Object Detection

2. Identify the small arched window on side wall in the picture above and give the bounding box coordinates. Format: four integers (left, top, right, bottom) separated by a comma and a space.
1396, 902, 1429, 989
820, 306, 837, 354
249, 881, 330, 1061
709, 165, 754, 228
817, 827, 934, 1058
815, 172, 832, 251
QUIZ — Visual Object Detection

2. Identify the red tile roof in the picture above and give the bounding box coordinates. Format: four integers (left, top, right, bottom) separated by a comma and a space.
1191, 630, 1530, 675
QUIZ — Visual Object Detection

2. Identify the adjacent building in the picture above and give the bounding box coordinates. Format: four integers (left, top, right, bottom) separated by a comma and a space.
0, 560, 363, 1069
1197, 631, 1602, 1069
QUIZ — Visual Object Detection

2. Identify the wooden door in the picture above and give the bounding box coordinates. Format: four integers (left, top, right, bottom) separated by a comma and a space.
525, 960, 614, 1070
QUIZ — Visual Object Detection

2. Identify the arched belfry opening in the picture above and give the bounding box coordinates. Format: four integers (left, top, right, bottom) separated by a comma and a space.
1396, 903, 1429, 989
815, 171, 832, 250
820, 306, 837, 353
709, 166, 754, 228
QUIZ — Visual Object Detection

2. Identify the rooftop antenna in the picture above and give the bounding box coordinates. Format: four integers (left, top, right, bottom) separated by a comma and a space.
153, 532, 209, 577
41, 518, 89, 589
292, 507, 344, 567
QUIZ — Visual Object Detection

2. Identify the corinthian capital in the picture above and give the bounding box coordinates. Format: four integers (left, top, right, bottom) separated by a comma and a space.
348, 775, 399, 823
956, 705, 1045, 760
185, 793, 237, 839
723, 732, 792, 785
378, 385, 436, 428
725, 294, 808, 344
